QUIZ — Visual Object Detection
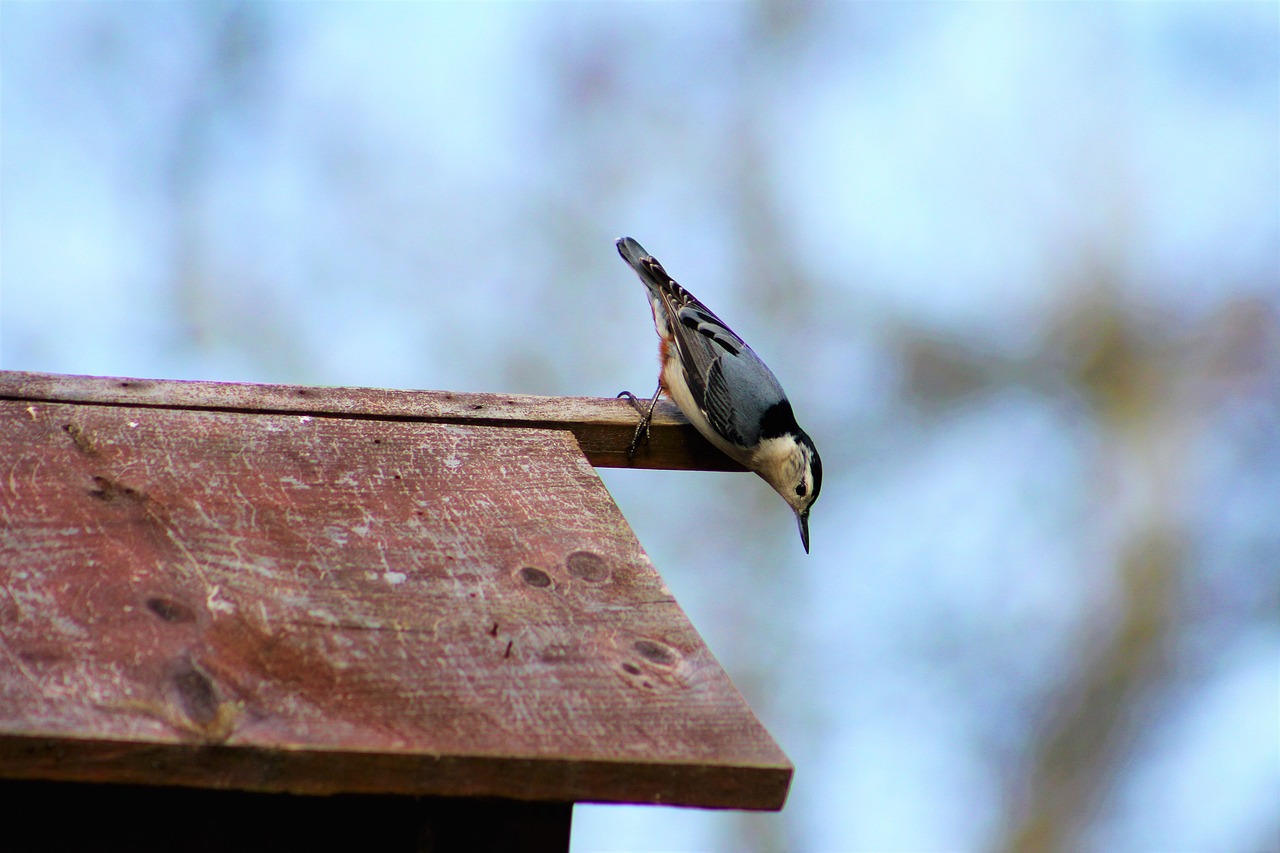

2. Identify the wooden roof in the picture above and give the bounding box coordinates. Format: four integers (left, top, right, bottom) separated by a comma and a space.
0, 371, 790, 810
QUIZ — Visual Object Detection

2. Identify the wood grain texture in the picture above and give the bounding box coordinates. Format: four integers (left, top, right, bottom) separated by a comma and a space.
0, 397, 790, 809
0, 370, 746, 472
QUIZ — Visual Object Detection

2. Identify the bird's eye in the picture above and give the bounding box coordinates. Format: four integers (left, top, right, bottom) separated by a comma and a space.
795, 483, 807, 497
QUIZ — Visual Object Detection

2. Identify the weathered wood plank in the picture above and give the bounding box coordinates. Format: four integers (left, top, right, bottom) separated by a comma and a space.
0, 399, 790, 809
0, 370, 745, 472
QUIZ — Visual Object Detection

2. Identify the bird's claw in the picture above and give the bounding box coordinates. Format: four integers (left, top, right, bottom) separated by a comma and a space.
617, 387, 662, 461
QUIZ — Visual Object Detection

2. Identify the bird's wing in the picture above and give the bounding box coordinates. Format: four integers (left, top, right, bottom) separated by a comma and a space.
659, 277, 788, 451
617, 238, 789, 449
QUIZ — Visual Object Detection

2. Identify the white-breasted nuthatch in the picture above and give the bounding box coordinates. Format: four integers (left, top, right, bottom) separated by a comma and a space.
616, 237, 822, 553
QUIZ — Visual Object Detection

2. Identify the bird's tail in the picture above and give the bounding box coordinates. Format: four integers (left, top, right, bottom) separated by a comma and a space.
616, 236, 651, 270
616, 237, 673, 299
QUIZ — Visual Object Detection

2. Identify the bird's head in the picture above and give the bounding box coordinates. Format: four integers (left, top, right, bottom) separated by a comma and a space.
753, 429, 822, 553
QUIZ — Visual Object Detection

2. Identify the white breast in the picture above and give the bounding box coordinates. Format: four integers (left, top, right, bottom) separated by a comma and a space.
660, 355, 752, 466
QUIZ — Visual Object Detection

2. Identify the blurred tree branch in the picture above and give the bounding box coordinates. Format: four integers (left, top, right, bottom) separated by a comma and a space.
997, 285, 1277, 852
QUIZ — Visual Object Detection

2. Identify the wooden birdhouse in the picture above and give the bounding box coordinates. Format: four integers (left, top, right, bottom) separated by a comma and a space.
0, 370, 791, 851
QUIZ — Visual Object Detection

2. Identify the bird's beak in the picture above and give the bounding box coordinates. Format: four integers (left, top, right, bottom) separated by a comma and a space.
797, 509, 810, 554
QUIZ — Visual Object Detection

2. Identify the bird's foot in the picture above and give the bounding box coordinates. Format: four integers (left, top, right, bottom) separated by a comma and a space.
617, 390, 646, 415
617, 386, 662, 460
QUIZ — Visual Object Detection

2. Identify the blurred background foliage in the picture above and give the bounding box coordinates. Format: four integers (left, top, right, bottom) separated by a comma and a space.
2, 3, 1277, 851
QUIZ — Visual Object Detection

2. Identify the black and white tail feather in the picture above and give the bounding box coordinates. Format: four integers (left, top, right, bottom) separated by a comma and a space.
616, 236, 822, 553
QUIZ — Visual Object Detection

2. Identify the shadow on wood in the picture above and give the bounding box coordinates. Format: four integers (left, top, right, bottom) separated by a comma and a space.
0, 779, 570, 853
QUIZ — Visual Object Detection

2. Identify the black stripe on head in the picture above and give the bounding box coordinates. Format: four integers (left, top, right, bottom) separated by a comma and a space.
802, 431, 822, 503
758, 400, 800, 440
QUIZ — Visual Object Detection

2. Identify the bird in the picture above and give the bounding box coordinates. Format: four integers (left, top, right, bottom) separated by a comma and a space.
615, 236, 822, 553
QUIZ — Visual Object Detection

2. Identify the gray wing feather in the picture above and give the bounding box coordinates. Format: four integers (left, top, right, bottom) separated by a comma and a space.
670, 304, 787, 450
700, 343, 787, 448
